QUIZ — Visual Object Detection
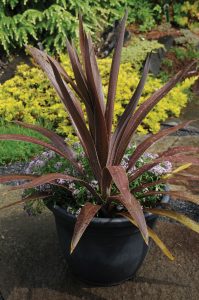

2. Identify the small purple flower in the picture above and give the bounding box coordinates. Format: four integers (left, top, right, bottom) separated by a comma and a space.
25, 150, 56, 174
34, 159, 46, 168
150, 161, 172, 176
41, 150, 55, 159
54, 162, 63, 170
143, 152, 159, 160
121, 158, 128, 169
37, 183, 51, 192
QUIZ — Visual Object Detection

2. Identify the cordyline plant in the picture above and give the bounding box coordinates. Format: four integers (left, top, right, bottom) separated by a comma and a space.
0, 13, 199, 260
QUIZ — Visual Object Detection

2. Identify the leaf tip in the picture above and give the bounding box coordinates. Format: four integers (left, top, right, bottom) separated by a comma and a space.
70, 242, 75, 254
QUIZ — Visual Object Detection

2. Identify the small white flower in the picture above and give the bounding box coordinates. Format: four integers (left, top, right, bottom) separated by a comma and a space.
90, 180, 98, 189
72, 189, 79, 196
68, 182, 75, 190
57, 178, 66, 185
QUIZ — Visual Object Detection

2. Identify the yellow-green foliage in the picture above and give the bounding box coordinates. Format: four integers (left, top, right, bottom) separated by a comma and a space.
0, 55, 196, 142
174, 1, 199, 28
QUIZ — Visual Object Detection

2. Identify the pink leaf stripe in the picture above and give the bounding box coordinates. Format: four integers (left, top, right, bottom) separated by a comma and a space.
70, 202, 101, 253
106, 166, 148, 244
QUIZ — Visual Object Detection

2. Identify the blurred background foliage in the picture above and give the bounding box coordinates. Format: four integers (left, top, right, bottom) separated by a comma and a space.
0, 0, 198, 54
0, 0, 198, 163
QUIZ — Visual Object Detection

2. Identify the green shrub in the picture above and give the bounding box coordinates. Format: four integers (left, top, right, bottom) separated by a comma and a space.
121, 37, 164, 69
171, 46, 199, 61
0, 0, 158, 54
0, 55, 196, 141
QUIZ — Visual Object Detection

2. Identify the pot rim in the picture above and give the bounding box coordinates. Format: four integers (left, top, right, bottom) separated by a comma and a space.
48, 186, 170, 228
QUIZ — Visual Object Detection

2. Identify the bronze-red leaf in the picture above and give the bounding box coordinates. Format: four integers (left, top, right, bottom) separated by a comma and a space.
70, 202, 101, 253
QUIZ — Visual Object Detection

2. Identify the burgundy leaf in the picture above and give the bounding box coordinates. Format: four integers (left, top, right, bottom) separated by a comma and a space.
119, 212, 174, 261
27, 46, 81, 99
85, 35, 105, 113
112, 62, 196, 165
83, 34, 109, 167
8, 173, 102, 202
105, 166, 148, 244
78, 14, 86, 69
139, 190, 199, 205
131, 179, 167, 193
131, 175, 198, 193
14, 121, 83, 173
0, 134, 70, 159
0, 193, 51, 210
109, 53, 151, 163
158, 145, 199, 158
47, 57, 102, 181
66, 39, 94, 135
173, 173, 199, 182
127, 120, 194, 170
49, 54, 89, 102
105, 11, 128, 139
0, 174, 36, 183
71, 202, 101, 253
66, 39, 90, 95
129, 154, 199, 183
129, 162, 158, 183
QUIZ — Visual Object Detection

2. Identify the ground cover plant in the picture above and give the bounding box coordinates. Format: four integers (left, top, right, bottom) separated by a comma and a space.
120, 37, 164, 69
0, 55, 196, 140
173, 0, 199, 30
0, 14, 199, 259
0, 123, 46, 164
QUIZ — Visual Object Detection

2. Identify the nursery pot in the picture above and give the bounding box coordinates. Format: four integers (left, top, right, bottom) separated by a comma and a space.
49, 194, 169, 286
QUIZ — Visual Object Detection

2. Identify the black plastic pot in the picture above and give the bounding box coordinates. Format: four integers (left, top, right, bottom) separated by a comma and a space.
49, 194, 169, 286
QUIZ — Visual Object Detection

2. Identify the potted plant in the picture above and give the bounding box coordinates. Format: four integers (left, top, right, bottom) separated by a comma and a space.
0, 13, 199, 286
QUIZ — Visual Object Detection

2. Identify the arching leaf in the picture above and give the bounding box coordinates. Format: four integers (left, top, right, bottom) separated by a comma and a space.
71, 202, 101, 253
